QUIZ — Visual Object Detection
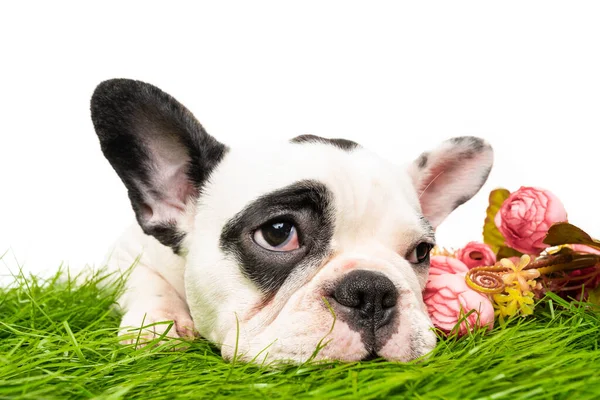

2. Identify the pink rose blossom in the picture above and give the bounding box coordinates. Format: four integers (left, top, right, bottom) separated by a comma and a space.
429, 255, 469, 276
424, 272, 494, 335
456, 242, 496, 269
495, 187, 568, 255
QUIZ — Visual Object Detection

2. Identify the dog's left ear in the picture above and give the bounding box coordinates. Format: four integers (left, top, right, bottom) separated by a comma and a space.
407, 136, 493, 228
91, 79, 227, 252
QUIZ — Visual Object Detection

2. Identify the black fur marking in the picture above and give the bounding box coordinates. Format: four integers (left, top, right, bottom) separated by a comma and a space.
146, 222, 187, 254
360, 351, 379, 362
220, 180, 334, 295
290, 134, 359, 151
417, 152, 429, 169
449, 136, 488, 160
419, 215, 436, 239
449, 136, 486, 152
90, 79, 228, 253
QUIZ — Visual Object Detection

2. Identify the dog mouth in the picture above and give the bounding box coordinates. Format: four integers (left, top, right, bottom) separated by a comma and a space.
360, 349, 379, 362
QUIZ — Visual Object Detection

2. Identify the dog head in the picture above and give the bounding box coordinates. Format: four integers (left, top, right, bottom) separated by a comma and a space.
91, 79, 493, 363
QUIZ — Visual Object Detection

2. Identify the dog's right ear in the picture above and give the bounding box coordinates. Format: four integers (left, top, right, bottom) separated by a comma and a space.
91, 79, 227, 253
407, 136, 493, 229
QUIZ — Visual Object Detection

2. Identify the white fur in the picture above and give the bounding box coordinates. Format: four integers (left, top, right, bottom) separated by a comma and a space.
107, 138, 492, 363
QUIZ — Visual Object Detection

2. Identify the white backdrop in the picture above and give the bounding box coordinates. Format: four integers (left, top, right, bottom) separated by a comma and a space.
1, 1, 600, 279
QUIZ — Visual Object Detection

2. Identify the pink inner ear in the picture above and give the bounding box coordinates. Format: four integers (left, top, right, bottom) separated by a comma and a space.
417, 162, 451, 198
417, 159, 459, 222
167, 164, 198, 208
143, 127, 198, 212
143, 162, 197, 224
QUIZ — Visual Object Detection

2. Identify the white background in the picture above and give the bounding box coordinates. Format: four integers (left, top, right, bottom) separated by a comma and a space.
1, 1, 600, 280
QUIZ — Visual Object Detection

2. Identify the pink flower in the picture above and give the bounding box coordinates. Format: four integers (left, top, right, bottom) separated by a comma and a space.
424, 273, 494, 335
429, 256, 469, 276
495, 187, 568, 255
456, 242, 496, 269
570, 244, 600, 255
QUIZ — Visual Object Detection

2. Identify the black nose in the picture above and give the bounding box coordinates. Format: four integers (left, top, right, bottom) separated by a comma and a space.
333, 270, 398, 328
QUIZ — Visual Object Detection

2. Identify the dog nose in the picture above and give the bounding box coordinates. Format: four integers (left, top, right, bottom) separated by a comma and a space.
333, 270, 397, 327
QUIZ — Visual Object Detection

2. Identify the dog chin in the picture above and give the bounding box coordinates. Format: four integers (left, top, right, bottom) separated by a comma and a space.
220, 326, 370, 364
217, 286, 437, 364
219, 320, 436, 364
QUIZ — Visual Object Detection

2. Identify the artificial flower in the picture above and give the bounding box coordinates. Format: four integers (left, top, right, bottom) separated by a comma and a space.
499, 255, 540, 292
429, 255, 469, 276
492, 286, 535, 324
455, 241, 496, 269
561, 266, 600, 301
424, 272, 494, 335
495, 187, 568, 254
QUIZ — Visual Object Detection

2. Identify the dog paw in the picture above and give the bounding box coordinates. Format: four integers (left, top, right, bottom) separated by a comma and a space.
119, 309, 197, 349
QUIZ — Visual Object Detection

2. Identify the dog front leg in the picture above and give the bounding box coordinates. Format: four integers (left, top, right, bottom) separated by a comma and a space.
117, 265, 196, 347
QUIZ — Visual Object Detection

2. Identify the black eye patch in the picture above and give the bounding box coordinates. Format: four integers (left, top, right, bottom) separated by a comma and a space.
219, 180, 335, 296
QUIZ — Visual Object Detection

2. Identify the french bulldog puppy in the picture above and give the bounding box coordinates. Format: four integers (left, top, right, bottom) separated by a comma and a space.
90, 79, 493, 363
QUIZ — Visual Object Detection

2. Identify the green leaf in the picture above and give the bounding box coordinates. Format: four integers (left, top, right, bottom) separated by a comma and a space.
588, 285, 600, 306
543, 222, 600, 250
497, 246, 523, 259
483, 188, 511, 254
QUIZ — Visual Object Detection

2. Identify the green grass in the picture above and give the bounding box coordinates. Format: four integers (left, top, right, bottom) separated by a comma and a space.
1, 266, 600, 400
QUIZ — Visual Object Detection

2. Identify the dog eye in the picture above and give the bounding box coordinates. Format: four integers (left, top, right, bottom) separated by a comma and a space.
253, 221, 300, 252
407, 242, 432, 264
